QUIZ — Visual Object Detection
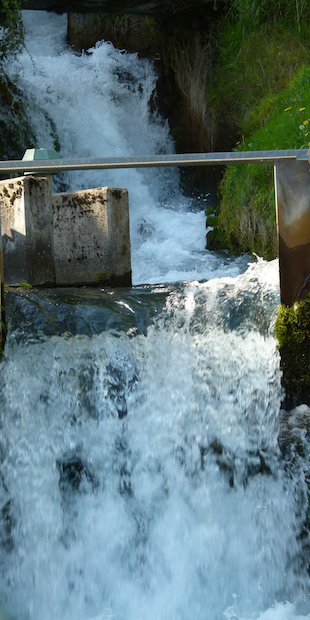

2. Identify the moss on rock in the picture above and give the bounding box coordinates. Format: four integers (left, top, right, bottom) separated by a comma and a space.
0, 74, 36, 165
275, 295, 310, 410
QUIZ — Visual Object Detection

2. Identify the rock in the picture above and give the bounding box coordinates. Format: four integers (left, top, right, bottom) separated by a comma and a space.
57, 453, 96, 495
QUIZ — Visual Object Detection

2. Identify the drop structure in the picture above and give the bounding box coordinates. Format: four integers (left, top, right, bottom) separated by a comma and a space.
1, 10, 310, 620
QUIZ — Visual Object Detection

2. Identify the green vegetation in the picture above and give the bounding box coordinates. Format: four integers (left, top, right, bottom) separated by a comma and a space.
0, 0, 24, 65
0, 0, 34, 161
275, 295, 310, 408
206, 0, 310, 258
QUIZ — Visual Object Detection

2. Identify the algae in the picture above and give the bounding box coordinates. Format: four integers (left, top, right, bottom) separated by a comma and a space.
275, 295, 310, 409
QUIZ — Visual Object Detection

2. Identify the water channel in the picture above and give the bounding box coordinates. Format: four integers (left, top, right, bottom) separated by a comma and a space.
1, 10, 310, 620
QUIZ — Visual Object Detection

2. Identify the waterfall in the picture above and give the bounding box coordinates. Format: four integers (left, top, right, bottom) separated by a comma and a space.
1, 10, 310, 620
5, 10, 249, 285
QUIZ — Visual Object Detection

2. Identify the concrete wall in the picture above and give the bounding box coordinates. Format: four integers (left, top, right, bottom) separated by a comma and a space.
0, 176, 55, 286
52, 186, 131, 286
0, 176, 131, 288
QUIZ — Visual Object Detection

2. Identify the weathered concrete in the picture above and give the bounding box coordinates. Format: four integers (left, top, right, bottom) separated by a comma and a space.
21, 0, 215, 15
274, 159, 310, 306
0, 177, 131, 288
0, 176, 55, 286
52, 186, 131, 286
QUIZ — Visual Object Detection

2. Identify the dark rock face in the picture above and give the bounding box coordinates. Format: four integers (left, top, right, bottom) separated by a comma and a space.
57, 452, 96, 496
21, 0, 214, 15
0, 77, 36, 165
67, 13, 161, 55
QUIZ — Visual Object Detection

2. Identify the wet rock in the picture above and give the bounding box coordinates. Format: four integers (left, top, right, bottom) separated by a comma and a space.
278, 405, 310, 460
106, 363, 128, 419
77, 362, 99, 419
200, 439, 274, 489
278, 406, 310, 574
21, 0, 216, 16
57, 452, 96, 497
0, 499, 15, 552
0, 75, 36, 167
0, 472, 15, 553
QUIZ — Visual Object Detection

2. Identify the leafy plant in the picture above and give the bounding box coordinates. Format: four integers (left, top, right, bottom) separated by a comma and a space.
275, 294, 310, 408
207, 0, 310, 259
230, 0, 310, 32
213, 64, 310, 260
0, 0, 24, 65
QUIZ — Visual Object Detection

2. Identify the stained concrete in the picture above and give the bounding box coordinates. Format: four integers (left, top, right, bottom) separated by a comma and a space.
0, 176, 55, 286
0, 176, 131, 288
52, 186, 131, 286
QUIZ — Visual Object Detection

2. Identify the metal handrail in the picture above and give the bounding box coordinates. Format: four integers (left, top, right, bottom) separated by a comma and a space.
0, 149, 308, 175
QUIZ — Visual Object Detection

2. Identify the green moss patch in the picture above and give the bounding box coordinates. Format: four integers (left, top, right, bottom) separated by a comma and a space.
275, 295, 310, 409
210, 64, 310, 258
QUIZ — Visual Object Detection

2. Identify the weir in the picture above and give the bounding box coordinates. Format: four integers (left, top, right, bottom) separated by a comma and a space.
2, 12, 310, 619
0, 148, 309, 305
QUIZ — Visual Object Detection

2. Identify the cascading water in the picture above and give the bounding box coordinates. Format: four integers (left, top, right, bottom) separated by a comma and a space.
1, 10, 310, 620
5, 10, 249, 285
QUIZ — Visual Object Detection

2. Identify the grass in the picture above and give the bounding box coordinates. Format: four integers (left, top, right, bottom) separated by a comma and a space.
275, 294, 310, 407
207, 12, 310, 258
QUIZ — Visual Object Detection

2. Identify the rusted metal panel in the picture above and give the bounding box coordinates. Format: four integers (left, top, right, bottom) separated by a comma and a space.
275, 159, 310, 306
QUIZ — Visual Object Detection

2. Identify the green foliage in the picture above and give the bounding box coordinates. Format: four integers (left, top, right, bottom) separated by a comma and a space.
208, 0, 310, 259
212, 162, 276, 258
0, 0, 24, 65
18, 282, 32, 289
275, 295, 310, 407
243, 65, 310, 147
213, 21, 310, 130
213, 65, 310, 259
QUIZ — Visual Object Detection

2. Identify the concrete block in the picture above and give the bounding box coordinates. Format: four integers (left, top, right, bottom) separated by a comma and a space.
0, 175, 55, 286
52, 186, 131, 286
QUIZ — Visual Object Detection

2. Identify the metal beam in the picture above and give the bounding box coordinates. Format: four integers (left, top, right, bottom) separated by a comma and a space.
0, 149, 308, 175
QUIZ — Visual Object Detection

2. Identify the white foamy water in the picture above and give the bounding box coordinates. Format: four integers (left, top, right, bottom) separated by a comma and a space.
0, 260, 310, 620
1, 11, 310, 620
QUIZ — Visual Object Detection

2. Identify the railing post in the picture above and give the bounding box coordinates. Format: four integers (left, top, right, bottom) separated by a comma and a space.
274, 158, 310, 408
274, 159, 310, 306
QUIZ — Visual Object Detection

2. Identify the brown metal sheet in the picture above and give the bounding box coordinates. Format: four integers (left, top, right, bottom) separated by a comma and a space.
275, 159, 310, 306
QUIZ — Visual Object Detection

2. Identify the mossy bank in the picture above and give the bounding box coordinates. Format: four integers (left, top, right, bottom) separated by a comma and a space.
206, 1, 310, 258
275, 295, 310, 410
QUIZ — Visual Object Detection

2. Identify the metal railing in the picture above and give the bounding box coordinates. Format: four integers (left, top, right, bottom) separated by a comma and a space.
0, 149, 308, 175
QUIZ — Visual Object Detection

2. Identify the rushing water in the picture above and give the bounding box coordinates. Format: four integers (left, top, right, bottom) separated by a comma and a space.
1, 10, 310, 620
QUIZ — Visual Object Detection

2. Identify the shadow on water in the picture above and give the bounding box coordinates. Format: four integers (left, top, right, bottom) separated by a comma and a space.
4, 285, 171, 343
